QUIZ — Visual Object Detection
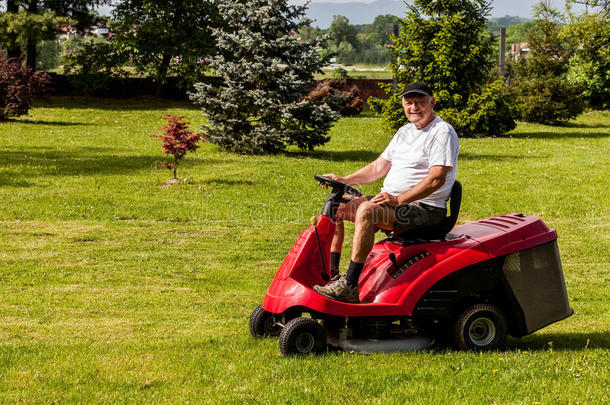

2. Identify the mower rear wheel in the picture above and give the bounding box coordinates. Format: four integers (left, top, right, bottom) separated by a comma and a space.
249, 305, 281, 338
453, 303, 507, 351
279, 317, 327, 356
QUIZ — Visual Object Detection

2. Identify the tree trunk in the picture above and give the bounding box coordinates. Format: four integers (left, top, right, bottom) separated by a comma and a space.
26, 1, 39, 70
155, 53, 172, 97
6, 0, 21, 59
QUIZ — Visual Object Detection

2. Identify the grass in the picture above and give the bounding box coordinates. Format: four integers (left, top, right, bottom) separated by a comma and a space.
0, 97, 608, 403
315, 69, 393, 80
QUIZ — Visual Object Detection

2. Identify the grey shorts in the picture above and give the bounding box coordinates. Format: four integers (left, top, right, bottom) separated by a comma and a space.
392, 201, 447, 234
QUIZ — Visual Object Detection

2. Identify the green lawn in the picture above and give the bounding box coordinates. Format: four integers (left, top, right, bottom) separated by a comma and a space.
0, 97, 608, 403
315, 68, 393, 80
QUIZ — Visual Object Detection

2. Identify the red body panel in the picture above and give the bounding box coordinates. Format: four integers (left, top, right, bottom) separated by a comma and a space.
262, 214, 557, 317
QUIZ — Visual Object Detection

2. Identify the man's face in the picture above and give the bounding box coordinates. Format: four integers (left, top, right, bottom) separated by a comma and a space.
402, 94, 435, 128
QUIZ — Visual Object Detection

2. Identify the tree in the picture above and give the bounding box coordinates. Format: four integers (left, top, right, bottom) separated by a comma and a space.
190, 0, 338, 154
110, 0, 221, 92
563, 8, 610, 108
370, 0, 517, 138
0, 1, 107, 70
510, 2, 585, 124
149, 115, 206, 180
357, 14, 395, 65
328, 15, 359, 51
566, 0, 609, 16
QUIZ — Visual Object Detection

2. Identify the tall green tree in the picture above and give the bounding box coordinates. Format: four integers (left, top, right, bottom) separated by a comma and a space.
327, 15, 360, 63
563, 5, 610, 108
370, 0, 516, 138
110, 0, 221, 91
190, 0, 338, 154
511, 2, 585, 124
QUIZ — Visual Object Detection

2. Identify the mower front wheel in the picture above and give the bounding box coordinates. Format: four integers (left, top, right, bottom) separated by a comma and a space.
249, 305, 281, 338
279, 317, 327, 356
453, 303, 507, 351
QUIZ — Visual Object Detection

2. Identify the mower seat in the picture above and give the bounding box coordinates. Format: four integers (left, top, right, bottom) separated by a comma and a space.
392, 180, 462, 242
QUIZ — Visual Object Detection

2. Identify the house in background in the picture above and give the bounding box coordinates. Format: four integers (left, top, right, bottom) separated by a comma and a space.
510, 43, 530, 60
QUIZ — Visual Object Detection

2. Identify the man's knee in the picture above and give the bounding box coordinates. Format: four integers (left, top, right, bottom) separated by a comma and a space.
355, 201, 377, 222
338, 196, 367, 222
355, 201, 395, 229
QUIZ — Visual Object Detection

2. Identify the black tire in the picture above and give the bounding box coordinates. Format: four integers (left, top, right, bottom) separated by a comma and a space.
279, 317, 327, 356
249, 305, 281, 338
453, 303, 507, 351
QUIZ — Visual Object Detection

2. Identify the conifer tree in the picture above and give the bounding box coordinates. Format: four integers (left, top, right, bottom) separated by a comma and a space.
189, 0, 338, 154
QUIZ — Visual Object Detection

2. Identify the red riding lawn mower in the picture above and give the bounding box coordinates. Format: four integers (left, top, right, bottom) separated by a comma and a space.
249, 175, 573, 355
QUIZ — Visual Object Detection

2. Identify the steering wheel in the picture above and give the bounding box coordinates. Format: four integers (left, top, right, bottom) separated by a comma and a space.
314, 174, 363, 197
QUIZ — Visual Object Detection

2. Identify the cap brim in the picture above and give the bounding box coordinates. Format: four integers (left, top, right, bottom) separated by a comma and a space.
401, 89, 431, 97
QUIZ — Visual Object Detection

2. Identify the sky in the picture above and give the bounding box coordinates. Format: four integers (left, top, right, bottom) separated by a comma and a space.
1, 0, 587, 21
288, 0, 586, 19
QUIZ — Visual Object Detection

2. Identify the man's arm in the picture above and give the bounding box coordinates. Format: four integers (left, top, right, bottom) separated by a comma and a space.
370, 165, 451, 207
324, 156, 391, 186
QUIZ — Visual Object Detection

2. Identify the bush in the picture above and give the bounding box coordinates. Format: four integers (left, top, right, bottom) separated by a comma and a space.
306, 79, 364, 117
0, 50, 52, 120
439, 79, 517, 137
332, 67, 349, 79
63, 42, 129, 95
513, 73, 585, 125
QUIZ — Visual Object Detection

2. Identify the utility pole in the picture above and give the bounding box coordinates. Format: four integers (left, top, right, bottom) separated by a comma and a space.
499, 27, 506, 77
393, 23, 399, 91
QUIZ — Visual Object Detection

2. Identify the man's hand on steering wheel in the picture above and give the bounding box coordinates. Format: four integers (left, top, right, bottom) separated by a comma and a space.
317, 173, 350, 187
370, 192, 400, 207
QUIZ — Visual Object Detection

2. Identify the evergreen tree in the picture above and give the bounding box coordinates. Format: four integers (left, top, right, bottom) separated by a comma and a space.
369, 0, 516, 138
190, 0, 338, 154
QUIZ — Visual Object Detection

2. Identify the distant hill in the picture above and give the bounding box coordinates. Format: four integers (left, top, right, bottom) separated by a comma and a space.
488, 16, 531, 34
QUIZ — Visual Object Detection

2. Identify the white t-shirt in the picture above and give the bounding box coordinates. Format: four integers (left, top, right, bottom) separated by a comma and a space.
380, 116, 459, 208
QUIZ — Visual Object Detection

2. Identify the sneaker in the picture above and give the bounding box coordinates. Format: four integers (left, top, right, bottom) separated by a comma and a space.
331, 273, 341, 282
313, 276, 359, 303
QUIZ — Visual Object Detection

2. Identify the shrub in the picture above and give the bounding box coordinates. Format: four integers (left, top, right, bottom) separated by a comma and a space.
332, 67, 349, 79
306, 79, 364, 117
63, 42, 129, 95
149, 115, 206, 179
439, 79, 517, 137
513, 73, 585, 125
0, 50, 52, 120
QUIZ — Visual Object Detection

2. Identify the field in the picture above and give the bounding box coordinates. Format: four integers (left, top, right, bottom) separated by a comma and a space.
0, 97, 608, 403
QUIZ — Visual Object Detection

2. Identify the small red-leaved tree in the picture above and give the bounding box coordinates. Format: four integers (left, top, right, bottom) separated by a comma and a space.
0, 50, 52, 120
149, 115, 206, 179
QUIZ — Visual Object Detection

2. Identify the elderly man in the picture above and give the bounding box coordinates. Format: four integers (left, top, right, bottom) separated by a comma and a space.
313, 81, 460, 303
